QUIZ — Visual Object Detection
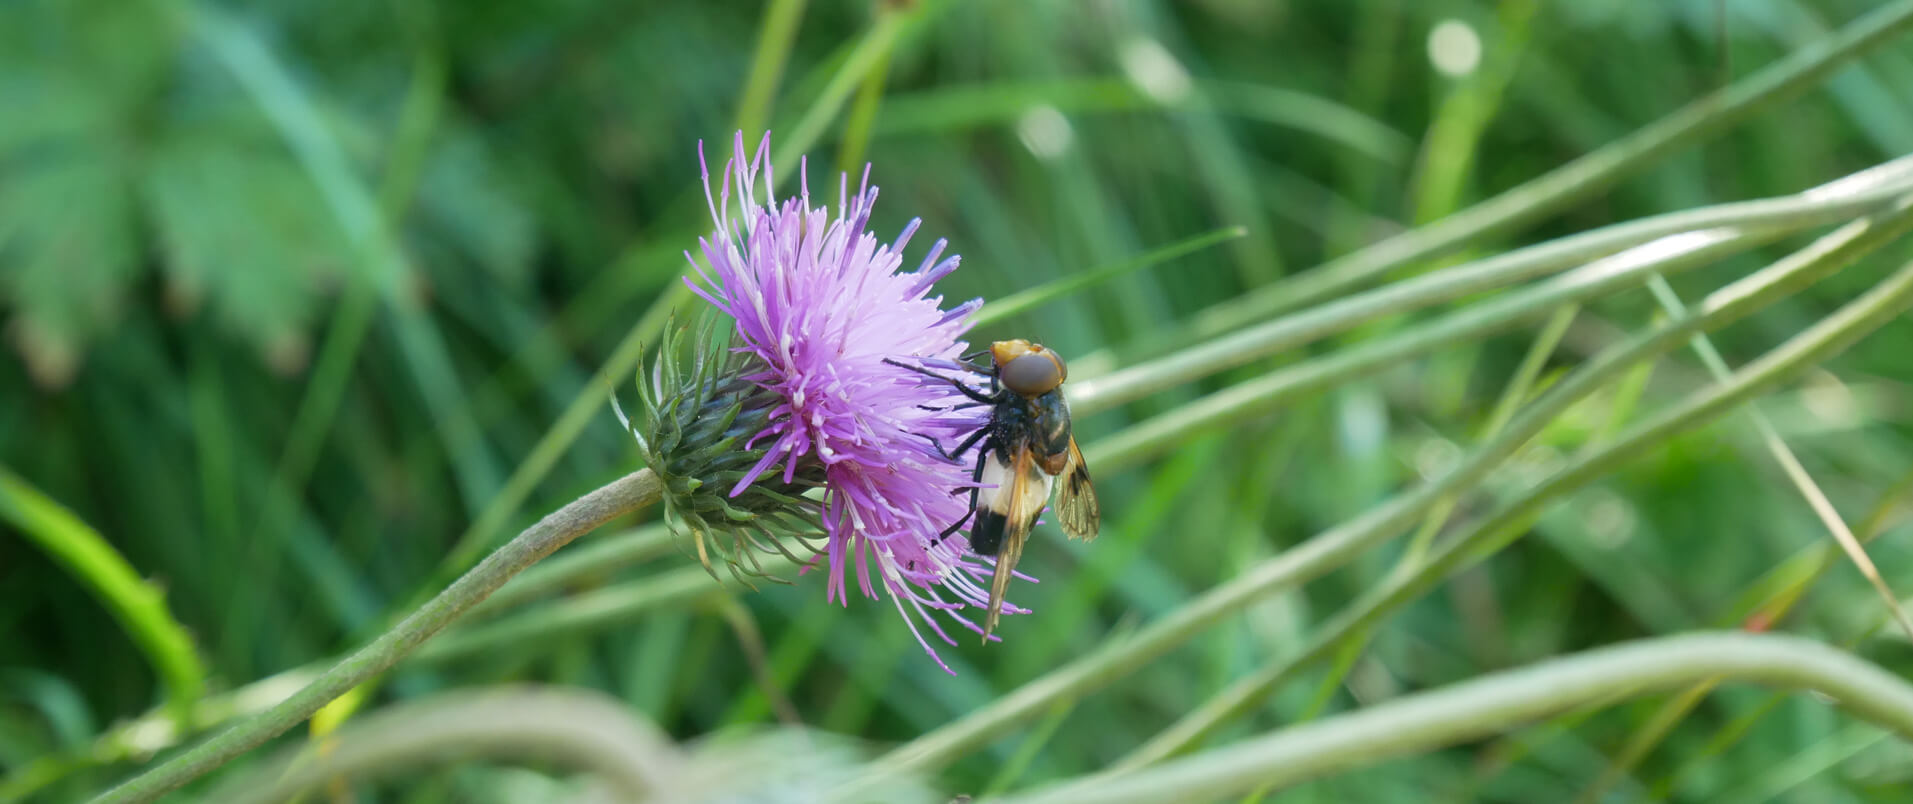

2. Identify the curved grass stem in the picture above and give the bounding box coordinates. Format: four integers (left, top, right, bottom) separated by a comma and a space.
1082, 223, 1771, 469
1641, 468, 1913, 800
208, 687, 683, 804
1117, 241, 1913, 769
1004, 633, 1913, 803
1070, 156, 1913, 408
90, 469, 663, 803
1569, 418, 1913, 804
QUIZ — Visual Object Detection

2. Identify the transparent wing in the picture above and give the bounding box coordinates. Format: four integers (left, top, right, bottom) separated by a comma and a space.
1055, 437, 1100, 542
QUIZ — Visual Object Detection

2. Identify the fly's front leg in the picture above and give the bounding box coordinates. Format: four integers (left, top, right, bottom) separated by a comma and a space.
884, 358, 997, 404
956, 347, 993, 374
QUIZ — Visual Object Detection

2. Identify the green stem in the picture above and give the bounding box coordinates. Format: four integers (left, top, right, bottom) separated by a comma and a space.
1300, 302, 1578, 721
8, 527, 682, 796
975, 227, 1247, 327
1083, 223, 1767, 469
1069, 159, 1913, 408
1569, 291, 1913, 801
865, 200, 1913, 781
472, 525, 676, 616
1003, 633, 1913, 803
0, 468, 207, 730
412, 567, 718, 667
1397, 303, 1577, 571
1182, 0, 1913, 338
732, 0, 809, 143
1122, 239, 1913, 768
91, 469, 663, 803
833, 4, 894, 176
1642, 274, 1913, 639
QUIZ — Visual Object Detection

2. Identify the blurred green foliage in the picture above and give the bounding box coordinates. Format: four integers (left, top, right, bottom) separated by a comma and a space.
7, 0, 1913, 801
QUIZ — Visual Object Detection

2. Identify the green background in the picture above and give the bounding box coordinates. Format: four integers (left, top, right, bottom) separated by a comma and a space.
7, 0, 1913, 800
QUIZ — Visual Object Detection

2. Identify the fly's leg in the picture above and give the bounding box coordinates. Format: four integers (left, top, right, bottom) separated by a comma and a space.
916, 401, 990, 413
931, 439, 993, 548
884, 358, 997, 405
956, 348, 993, 373
924, 426, 990, 462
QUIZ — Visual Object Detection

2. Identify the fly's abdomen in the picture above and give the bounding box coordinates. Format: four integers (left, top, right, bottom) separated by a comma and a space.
969, 448, 1053, 555
971, 509, 1008, 555
1034, 391, 1074, 473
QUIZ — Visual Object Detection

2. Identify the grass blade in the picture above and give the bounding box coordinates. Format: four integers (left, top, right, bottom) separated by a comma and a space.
0, 468, 207, 730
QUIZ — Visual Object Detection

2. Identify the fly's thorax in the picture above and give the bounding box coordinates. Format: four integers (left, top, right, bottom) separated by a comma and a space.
983, 389, 1072, 470
986, 392, 1034, 454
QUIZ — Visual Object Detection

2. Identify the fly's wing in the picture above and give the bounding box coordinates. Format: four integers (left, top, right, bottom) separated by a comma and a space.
978, 446, 1052, 640
1055, 436, 1100, 542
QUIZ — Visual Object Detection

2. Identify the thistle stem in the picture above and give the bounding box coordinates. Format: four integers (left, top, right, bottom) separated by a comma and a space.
91, 469, 663, 804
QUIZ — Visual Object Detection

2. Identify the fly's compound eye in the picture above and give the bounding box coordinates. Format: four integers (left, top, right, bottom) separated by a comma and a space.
1000, 351, 1066, 396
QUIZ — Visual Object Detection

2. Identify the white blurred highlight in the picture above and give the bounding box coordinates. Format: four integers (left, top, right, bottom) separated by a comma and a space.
1428, 20, 1481, 77
1017, 105, 1075, 160
1121, 38, 1193, 103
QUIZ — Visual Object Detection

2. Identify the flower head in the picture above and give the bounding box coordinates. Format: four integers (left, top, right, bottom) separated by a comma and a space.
641, 131, 1022, 670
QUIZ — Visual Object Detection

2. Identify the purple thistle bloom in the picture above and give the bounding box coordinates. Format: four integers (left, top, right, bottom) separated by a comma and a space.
681, 131, 1023, 671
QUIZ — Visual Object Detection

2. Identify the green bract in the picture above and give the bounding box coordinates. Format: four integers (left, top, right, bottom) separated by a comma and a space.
619, 317, 826, 584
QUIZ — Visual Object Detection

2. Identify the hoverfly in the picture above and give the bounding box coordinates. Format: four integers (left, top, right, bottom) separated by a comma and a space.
889, 339, 1100, 639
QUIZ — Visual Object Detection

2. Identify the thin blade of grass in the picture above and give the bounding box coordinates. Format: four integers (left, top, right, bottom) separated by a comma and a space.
1642, 275, 1913, 640
975, 227, 1246, 327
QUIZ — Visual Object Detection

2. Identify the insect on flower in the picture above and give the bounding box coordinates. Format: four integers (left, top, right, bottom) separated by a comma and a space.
888, 339, 1101, 639
617, 130, 1042, 673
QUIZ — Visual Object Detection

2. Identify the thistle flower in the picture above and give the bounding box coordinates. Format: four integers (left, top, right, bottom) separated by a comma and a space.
620, 131, 1022, 671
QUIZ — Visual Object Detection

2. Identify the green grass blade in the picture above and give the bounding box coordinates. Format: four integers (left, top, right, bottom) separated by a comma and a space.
0, 468, 207, 729
1071, 158, 1913, 398
732, 0, 809, 143
1185, 0, 1913, 337
975, 227, 1245, 327
1006, 634, 1913, 803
